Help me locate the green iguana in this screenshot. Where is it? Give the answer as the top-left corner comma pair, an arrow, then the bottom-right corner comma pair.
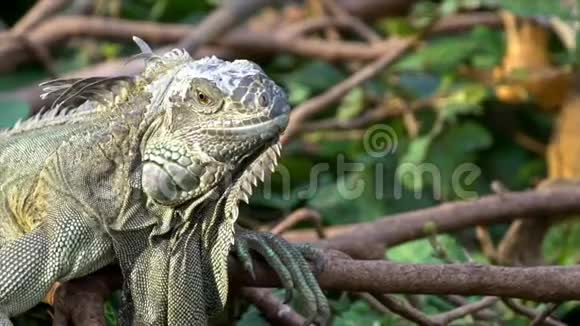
0,37 -> 329,325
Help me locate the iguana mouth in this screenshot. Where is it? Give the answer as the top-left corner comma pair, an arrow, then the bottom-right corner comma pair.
201,114 -> 288,138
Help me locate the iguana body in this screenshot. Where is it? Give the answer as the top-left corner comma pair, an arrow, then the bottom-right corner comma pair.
0,39 -> 328,325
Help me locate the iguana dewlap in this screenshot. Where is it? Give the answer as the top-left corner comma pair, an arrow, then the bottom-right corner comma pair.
0,38 -> 328,325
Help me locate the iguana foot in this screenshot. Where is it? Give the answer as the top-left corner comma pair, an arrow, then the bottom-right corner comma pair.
234,227 -> 330,325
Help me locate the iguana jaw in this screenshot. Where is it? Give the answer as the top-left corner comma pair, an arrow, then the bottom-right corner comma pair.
201,114 -> 288,139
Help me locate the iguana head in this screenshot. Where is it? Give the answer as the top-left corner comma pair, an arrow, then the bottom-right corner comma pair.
140,50 -> 289,206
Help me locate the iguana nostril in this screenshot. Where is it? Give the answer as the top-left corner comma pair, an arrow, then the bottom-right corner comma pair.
258,93 -> 269,107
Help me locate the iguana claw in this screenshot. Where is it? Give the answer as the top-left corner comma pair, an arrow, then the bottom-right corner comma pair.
233,227 -> 330,325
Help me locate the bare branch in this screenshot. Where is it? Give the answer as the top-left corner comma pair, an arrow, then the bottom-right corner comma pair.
279,16 -> 380,40
300,95 -> 435,133
0,0 -> 417,74
281,36 -> 416,143
430,12 -> 501,34
11,0 -> 71,34
531,303 -> 562,326
177,0 -> 273,53
444,295 -> 498,321
231,255 -> 580,302
372,294 -> 437,326
269,208 -> 325,239
322,0 -> 382,42
502,299 -> 565,326
239,288 -> 305,326
312,186 -> 580,258
2,11 -> 503,112
432,297 -> 498,325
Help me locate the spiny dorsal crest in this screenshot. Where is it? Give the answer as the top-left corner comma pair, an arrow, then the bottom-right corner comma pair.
226,142 -> 282,213
40,76 -> 134,114
132,36 -> 192,83
38,37 -> 188,117
201,142 -> 283,306
5,38 -> 180,137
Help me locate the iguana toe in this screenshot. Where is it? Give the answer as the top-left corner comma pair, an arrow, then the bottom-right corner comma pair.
234,229 -> 295,302
233,236 -> 257,280
233,228 -> 330,325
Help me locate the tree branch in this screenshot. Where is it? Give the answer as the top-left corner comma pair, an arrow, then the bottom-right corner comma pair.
0,0 -> 415,74
232,255 -> 580,302
177,0 -> 273,53
281,36 -> 417,143
239,287 -> 306,326
502,299 -> 565,326
11,0 -> 71,34
277,186 -> 580,258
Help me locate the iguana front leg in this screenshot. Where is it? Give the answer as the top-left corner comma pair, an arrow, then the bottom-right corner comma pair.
0,209 -> 113,325
233,227 -> 330,325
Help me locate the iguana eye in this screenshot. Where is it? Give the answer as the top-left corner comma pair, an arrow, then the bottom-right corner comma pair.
186,79 -> 223,114
196,89 -> 211,105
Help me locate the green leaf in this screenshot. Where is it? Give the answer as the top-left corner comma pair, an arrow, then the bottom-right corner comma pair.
122,0 -> 213,22
387,235 -> 467,263
397,136 -> 434,193
334,300 -> 398,326
237,305 -> 270,326
400,135 -> 433,165
100,42 -> 123,60
544,219 -> 580,265
394,27 -> 503,73
499,0 -> 575,21
437,83 -> 489,121
336,87 -> 365,121
376,18 -> 418,36
397,121 -> 491,200
282,61 -> 346,105
105,291 -> 122,326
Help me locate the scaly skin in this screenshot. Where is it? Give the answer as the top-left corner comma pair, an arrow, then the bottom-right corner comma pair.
0,38 -> 328,325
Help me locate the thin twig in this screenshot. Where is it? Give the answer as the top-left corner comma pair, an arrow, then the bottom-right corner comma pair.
427,234 -> 453,263
240,288 -> 305,326
310,0 -> 341,41
430,12 -> 501,34
177,0 -> 273,53
531,303 -> 561,326
282,36 -> 417,143
444,295 -> 497,320
269,208 -> 326,239
372,294 -> 437,326
432,297 -> 499,325
11,0 -> 71,34
0,1 -> 417,73
322,0 -> 382,42
299,94 -> 435,134
4,0 -> 67,76
356,292 -> 391,314
475,226 -> 497,262
367,293 -> 498,325
280,16 -> 380,40
502,299 -> 565,326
